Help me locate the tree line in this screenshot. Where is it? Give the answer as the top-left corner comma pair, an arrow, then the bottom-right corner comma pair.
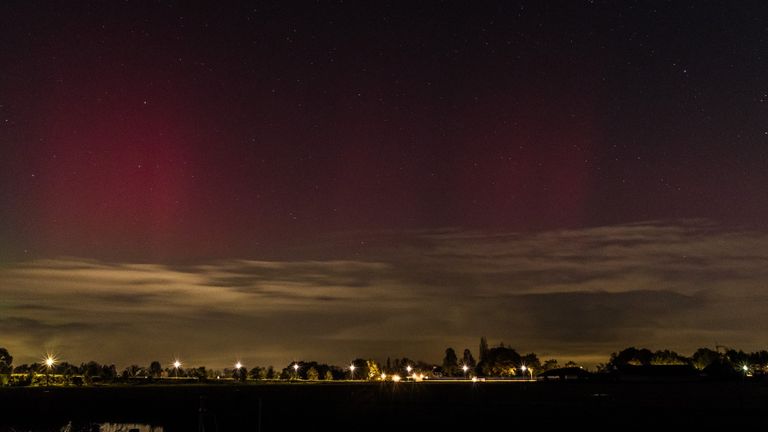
1,339 -> 766,386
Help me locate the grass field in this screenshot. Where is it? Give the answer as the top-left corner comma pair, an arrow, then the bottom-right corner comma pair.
2,380 -> 768,431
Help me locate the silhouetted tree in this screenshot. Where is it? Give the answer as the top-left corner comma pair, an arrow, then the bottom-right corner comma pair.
748,350 -> 768,369
366,360 -> 381,380
692,348 -> 721,370
82,361 -> 102,379
58,362 -> 78,382
462,349 -> 476,368
0,348 -> 13,374
323,370 -> 334,380
122,365 -> 145,378
13,364 -> 32,374
283,362 -> 306,379
307,367 -> 319,380
233,366 -> 246,382
521,353 -> 541,372
651,350 -> 690,365
249,367 -> 267,380
542,359 -> 559,371
148,361 -> 163,378
350,358 -> 368,380
725,349 -> 748,368
609,347 -> 653,368
479,337 -> 489,362
189,366 -> 207,381
166,364 -> 185,378
442,348 -> 459,376
392,358 -> 416,375
478,346 -> 521,376
0,348 -> 11,386
281,361 -> 338,380
101,364 -> 118,381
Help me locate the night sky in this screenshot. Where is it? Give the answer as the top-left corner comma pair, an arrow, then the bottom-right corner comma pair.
2,1 -> 768,368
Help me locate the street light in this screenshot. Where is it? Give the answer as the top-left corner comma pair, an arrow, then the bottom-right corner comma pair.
349,364 -> 356,380
293,363 -> 300,379
462,364 -> 469,378
235,362 -> 243,370
43,355 -> 56,386
406,365 -> 412,374
520,365 -> 533,380
173,360 -> 181,378
392,374 -> 401,383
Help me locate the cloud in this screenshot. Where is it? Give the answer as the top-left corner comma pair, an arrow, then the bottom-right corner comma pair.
1,220 -> 767,369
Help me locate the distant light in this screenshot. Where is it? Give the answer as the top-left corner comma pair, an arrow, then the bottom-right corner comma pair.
520,365 -> 527,372
235,362 -> 243,369
44,356 -> 55,368
381,373 -> 387,380
349,364 -> 356,372
406,365 -> 412,373
471,377 -> 478,383
293,363 -> 299,371
392,374 -> 401,382
462,365 -> 469,373
743,365 -> 749,371
173,360 -> 181,369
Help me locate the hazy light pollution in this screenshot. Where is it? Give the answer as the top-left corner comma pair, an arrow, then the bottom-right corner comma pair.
2,221 -> 768,368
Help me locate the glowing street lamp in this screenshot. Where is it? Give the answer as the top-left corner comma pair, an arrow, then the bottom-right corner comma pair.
349,364 -> 356,380
173,360 -> 182,378
462,364 -> 469,378
235,362 -> 243,370
406,365 -> 412,376
520,365 -> 533,380
43,354 -> 56,386
392,374 -> 401,382
292,363 -> 300,379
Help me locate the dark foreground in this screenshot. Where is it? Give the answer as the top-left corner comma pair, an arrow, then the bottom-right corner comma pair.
2,380 -> 768,431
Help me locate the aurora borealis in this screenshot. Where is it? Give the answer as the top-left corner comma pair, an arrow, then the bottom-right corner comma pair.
1,1 -> 768,367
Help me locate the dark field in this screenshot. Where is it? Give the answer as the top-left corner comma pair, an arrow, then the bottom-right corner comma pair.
2,381 -> 768,431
